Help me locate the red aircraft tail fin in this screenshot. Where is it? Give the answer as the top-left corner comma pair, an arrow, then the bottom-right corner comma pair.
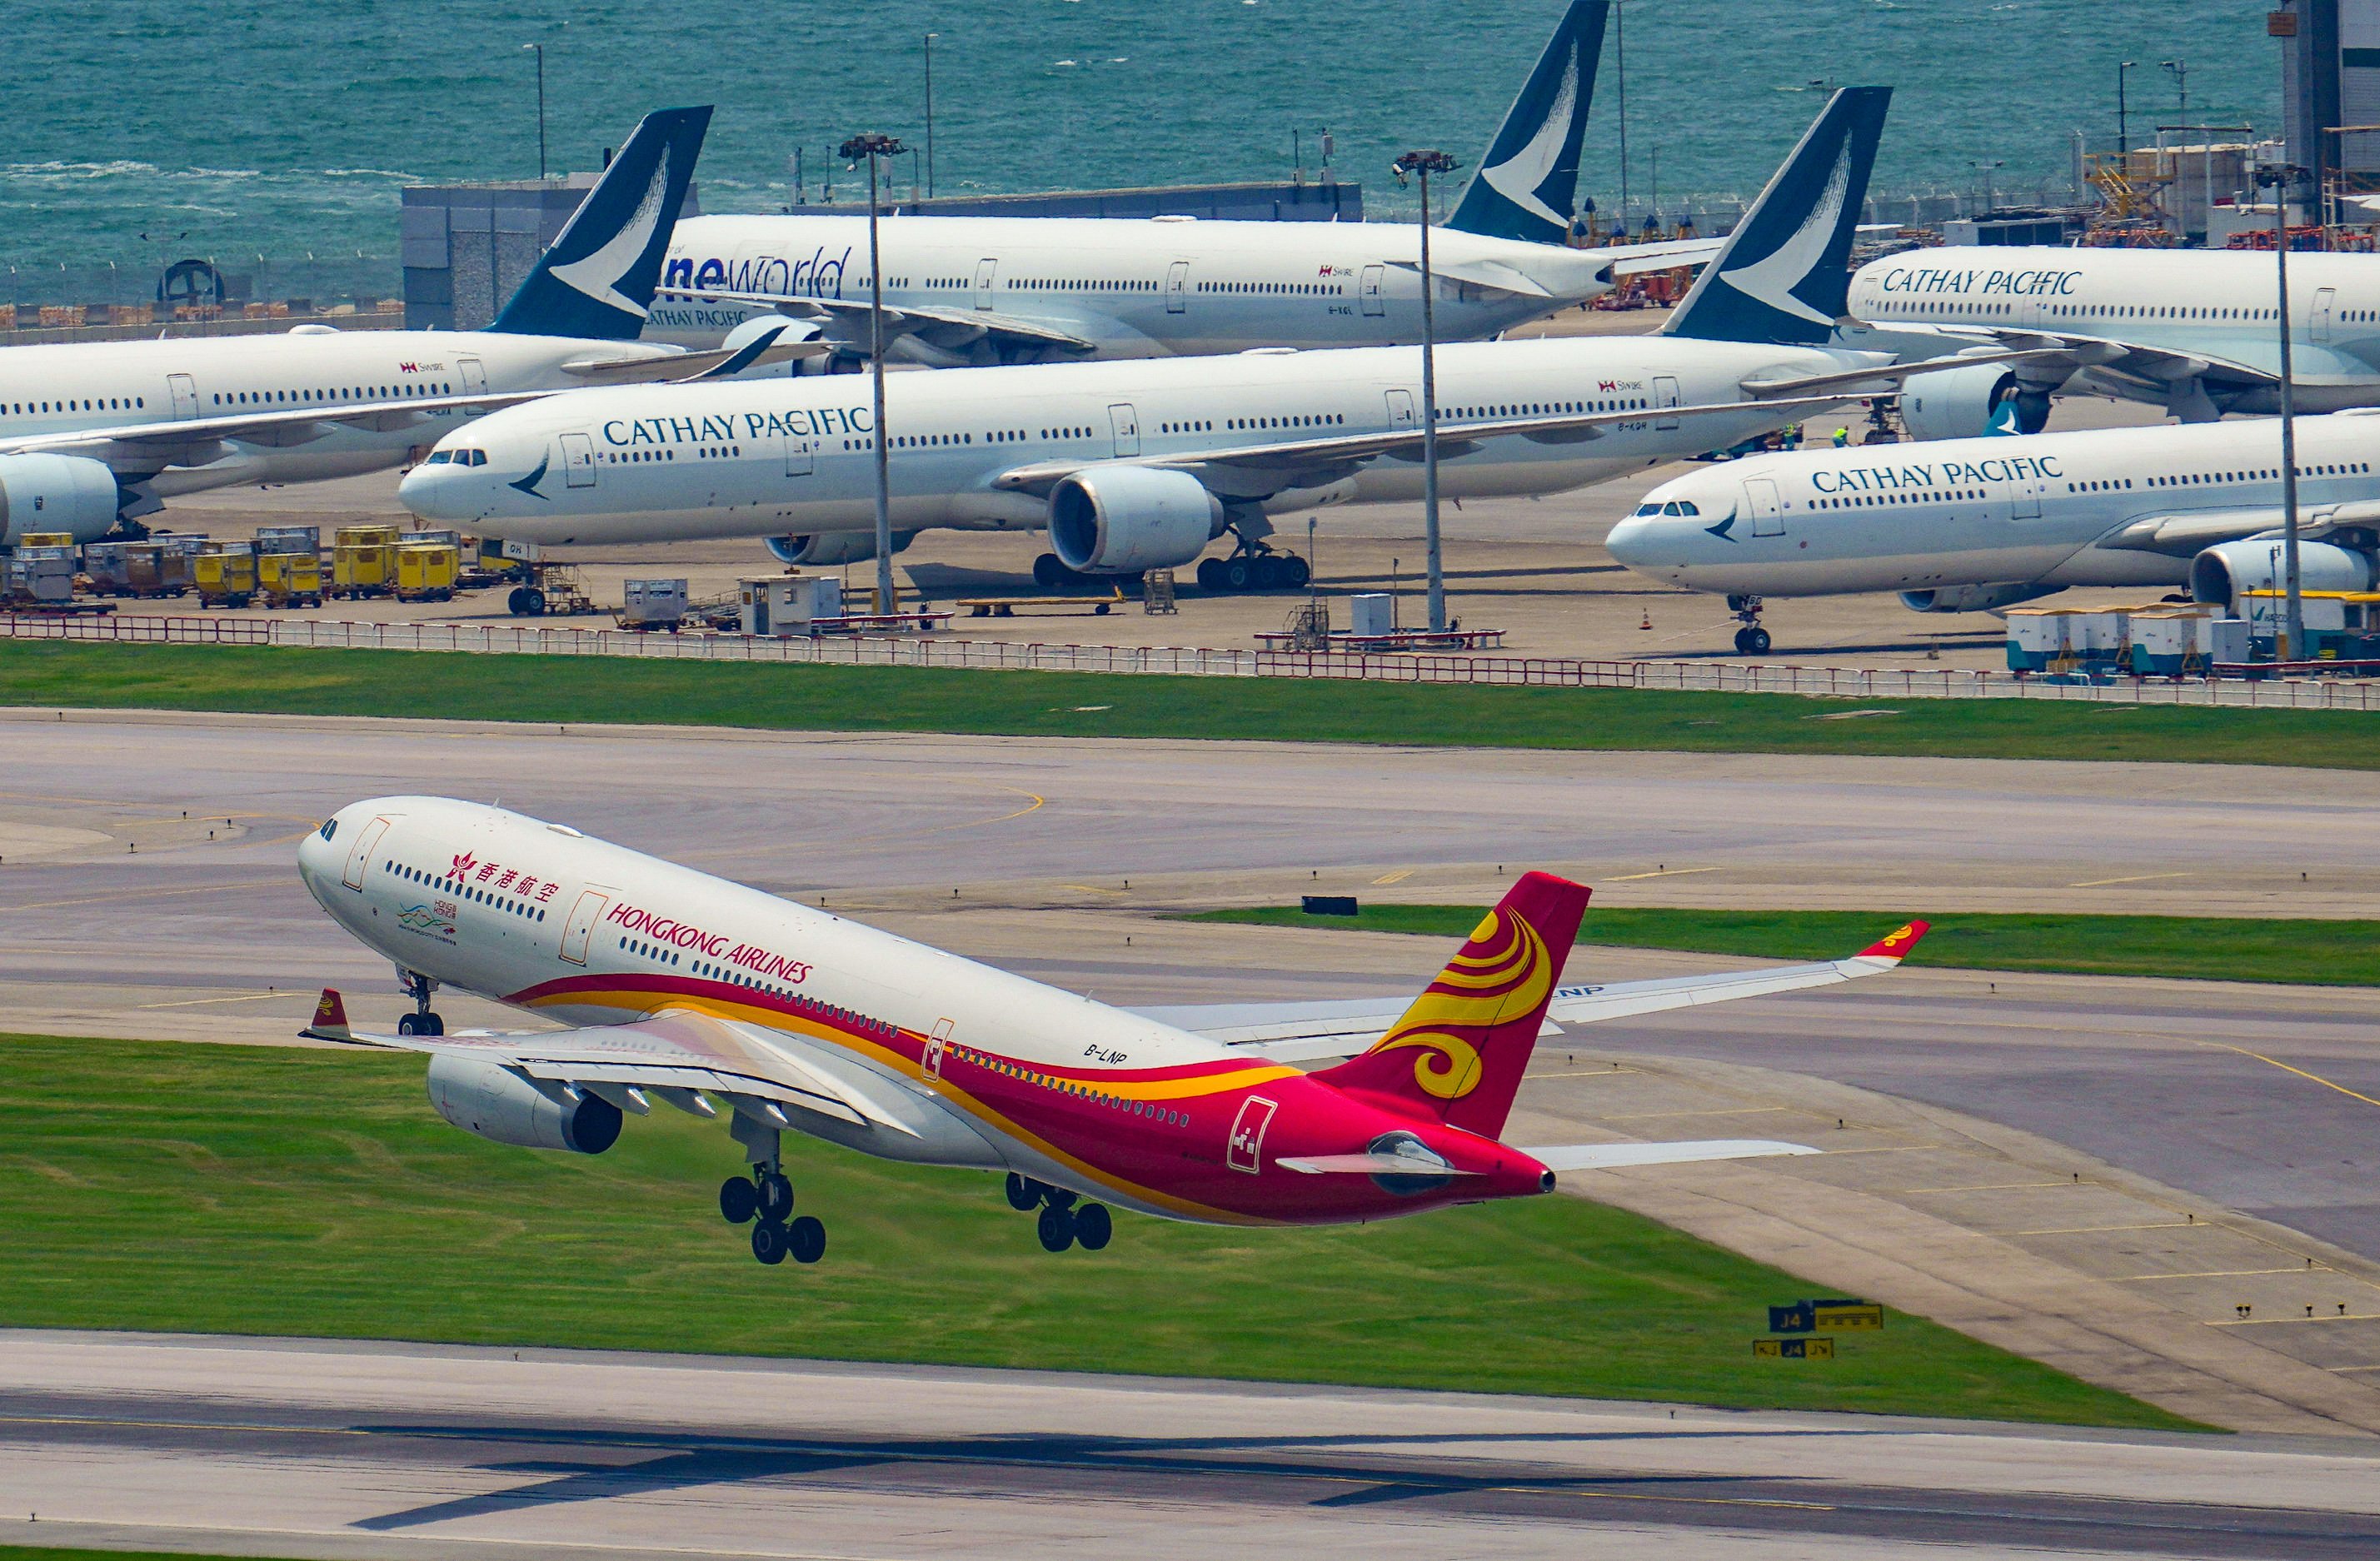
1314,872 -> 1589,1138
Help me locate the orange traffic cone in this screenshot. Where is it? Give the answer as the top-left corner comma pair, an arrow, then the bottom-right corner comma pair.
1639,607 -> 1654,631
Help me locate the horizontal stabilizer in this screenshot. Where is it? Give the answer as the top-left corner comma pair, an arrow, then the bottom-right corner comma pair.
1276,1153 -> 1484,1176
1524,1139 -> 1817,1172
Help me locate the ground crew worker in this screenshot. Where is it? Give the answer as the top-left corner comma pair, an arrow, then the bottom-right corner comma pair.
1832,426 -> 1851,447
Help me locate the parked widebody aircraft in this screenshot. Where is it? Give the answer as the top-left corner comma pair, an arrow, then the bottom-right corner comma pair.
404,89 -> 1992,590
1845,243 -> 2380,437
297,795 -> 1928,1264
0,107 -> 815,546
644,2 -> 1719,368
1603,410 -> 2380,651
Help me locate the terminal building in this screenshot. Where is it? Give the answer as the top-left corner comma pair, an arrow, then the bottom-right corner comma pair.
2279,0 -> 2380,218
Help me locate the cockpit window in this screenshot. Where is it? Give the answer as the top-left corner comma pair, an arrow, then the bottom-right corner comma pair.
1675,501 -> 1700,516
425,451 -> 452,465
426,449 -> 486,466
1634,501 -> 1663,516
318,818 -> 338,841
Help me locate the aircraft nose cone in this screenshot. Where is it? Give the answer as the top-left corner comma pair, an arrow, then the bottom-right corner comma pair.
1603,514 -> 1658,568
397,464 -> 468,521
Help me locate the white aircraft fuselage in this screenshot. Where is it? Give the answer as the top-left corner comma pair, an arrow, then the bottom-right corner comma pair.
1604,411 -> 2380,599
399,335 -> 1864,546
651,213 -> 1638,361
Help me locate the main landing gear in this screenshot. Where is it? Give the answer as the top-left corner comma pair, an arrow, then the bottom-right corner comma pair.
1194,543 -> 1310,595
720,1121 -> 825,1266
1727,595 -> 1773,657
395,970 -> 444,1036
1005,1172 -> 1112,1253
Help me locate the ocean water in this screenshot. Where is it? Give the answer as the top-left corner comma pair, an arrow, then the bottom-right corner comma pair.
5,0 -> 2276,299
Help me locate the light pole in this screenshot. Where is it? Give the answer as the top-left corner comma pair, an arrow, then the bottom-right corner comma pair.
2161,58 -> 2188,117
2259,162 -> 2308,661
841,132 -> 907,615
1973,159 -> 2003,215
2117,59 -> 2137,162
522,44 -> 546,181
923,33 -> 939,199
1395,147 -> 1459,635
1614,2 -> 1629,231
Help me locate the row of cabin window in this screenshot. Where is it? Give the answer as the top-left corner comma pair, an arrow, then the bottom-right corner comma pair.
950,1045 -> 1190,1125
2147,461 -> 2371,486
1448,398 -> 1644,418
211,382 -> 452,406
1876,298 -> 2291,323
387,860 -> 550,918
8,396 -> 144,415
1010,278 -> 1161,292
1808,488 -> 1988,509
1195,281 -> 1344,296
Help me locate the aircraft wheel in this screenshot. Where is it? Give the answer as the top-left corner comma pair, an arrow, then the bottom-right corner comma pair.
1036,1203 -> 1075,1253
1221,556 -> 1255,592
1282,556 -> 1311,590
1005,1171 -> 1040,1212
397,1011 -> 444,1037
719,1176 -> 758,1225
1734,626 -> 1773,656
1195,557 -> 1226,591
751,1219 -> 790,1265
757,1170 -> 795,1223
1073,1203 -> 1112,1252
1033,553 -> 1064,589
789,1214 -> 826,1265
1252,555 -> 1286,591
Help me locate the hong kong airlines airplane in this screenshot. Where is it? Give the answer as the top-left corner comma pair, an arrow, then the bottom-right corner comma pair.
297,797 -> 1927,1265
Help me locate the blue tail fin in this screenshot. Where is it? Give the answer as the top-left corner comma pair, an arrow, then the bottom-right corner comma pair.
1660,87 -> 1891,346
489,105 -> 711,341
1445,1 -> 1608,245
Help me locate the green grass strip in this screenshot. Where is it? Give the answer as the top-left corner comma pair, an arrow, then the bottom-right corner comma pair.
1,640 -> 2373,767
0,1033 -> 2194,1430
1185,906 -> 2376,987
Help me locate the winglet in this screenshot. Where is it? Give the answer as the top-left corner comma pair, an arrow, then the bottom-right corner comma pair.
303,987 -> 354,1043
1854,919 -> 1930,964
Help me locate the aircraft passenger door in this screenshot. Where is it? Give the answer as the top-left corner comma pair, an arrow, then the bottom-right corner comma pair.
167,372 -> 198,420
1360,265 -> 1385,317
1109,402 -> 1140,457
558,889 -> 611,966
1166,260 -> 1190,313
457,356 -> 487,394
973,257 -> 998,310
1744,478 -> 1785,537
2008,471 -> 2045,522
1227,1095 -> 1277,1174
1653,376 -> 1682,431
340,815 -> 392,890
1385,388 -> 1416,430
559,431 -> 597,488
2313,287 -> 2338,342
923,1018 -> 954,1078
785,436 -> 814,477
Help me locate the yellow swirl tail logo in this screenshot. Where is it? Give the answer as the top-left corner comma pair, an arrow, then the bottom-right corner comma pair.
1364,909 -> 1553,1100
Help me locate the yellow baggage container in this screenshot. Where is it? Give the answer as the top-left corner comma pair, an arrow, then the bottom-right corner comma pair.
14,531 -> 74,549
393,541 -> 460,602
257,551 -> 323,607
332,541 -> 394,598
334,523 -> 400,548
195,547 -> 257,608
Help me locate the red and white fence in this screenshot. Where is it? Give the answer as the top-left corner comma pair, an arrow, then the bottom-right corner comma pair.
4,611 -> 2376,712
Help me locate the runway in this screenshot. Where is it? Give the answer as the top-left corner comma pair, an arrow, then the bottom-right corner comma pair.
4,1332 -> 2378,1561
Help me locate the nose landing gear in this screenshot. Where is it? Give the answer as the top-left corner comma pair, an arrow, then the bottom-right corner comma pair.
395,970 -> 444,1036
1006,1172 -> 1113,1252
1727,595 -> 1772,657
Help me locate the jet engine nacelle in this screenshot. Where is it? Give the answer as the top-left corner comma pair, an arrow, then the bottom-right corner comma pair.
1896,363 -> 2043,441
763,530 -> 917,566
2190,539 -> 2379,611
1047,465 -> 1223,575
0,453 -> 122,545
1899,582 -> 2061,614
426,1054 -> 621,1155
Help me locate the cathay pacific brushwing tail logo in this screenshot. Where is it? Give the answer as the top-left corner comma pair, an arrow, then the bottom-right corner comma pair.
1704,511 -> 1738,541
1479,41 -> 1580,228
1717,140 -> 1854,327
548,157 -> 670,319
509,454 -> 550,499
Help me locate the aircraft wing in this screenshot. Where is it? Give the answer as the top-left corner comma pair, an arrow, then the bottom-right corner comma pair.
559,328 -> 829,382
1737,347 -> 2077,401
656,286 -> 1096,354
1135,920 -> 1930,1063
989,391 -> 1862,501
1586,237 -> 1729,276
0,391 -> 560,464
302,992 -> 916,1135
1868,322 -> 2294,393
2093,498 -> 2380,556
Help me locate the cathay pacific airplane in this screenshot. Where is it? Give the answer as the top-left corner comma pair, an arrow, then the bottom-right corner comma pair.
405,90 -> 1997,590
297,795 -> 1928,1264
1603,410 -> 2380,652
1846,244 -> 2380,436
0,107 -> 815,546
645,2 -> 1720,368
